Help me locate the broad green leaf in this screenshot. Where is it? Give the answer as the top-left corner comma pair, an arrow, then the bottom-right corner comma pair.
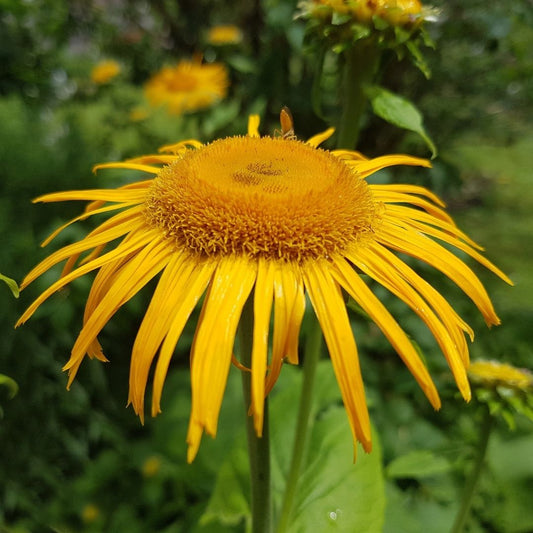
385,450 -> 451,479
366,86 -> 437,158
200,362 -> 385,532
0,272 -> 19,298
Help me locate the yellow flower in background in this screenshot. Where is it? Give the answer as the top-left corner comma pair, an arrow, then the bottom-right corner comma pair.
144,60 -> 229,115
469,360 -> 533,392
91,60 -> 121,85
17,114 -> 511,462
306,0 -> 424,26
207,24 -> 243,46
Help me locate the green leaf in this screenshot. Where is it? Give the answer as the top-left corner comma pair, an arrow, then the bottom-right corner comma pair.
200,362 -> 385,532
0,373 -> 19,399
366,86 -> 437,158
0,272 -> 19,298
385,450 -> 451,479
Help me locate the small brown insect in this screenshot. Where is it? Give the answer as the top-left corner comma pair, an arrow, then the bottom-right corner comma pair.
279,106 -> 296,140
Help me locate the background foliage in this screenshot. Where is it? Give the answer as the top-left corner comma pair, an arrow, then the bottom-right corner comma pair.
1,0 -> 532,531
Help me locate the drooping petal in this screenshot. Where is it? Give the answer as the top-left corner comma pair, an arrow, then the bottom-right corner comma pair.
385,207 -> 512,284
351,246 -> 471,401
151,256 -> 216,417
128,250 -> 197,420
360,242 -> 474,364
266,263 -> 306,395
379,221 -> 502,326
331,255 -> 441,410
186,256 -> 256,462
16,225 -> 156,326
64,237 -> 174,387
250,257 -> 275,435
303,259 -> 372,455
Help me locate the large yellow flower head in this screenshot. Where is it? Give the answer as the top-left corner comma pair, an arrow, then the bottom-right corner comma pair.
144,59 -> 229,115
18,114 -> 511,462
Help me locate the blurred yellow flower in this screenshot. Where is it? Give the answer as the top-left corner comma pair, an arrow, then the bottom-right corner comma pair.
81,503 -> 100,523
144,60 -> 229,115
18,114 -> 510,462
469,360 -> 533,391
91,60 -> 121,85
207,24 -> 243,46
142,455 -> 162,477
306,0 -> 424,26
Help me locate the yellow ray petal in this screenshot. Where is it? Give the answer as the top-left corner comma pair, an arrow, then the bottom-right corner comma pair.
128,251 -> 195,419
41,203 -> 144,247
306,127 -> 335,147
33,189 -> 147,204
331,256 -> 441,410
371,184 -> 445,207
93,162 -> 160,174
16,227 -> 156,326
266,263 -> 305,396
247,115 -> 261,137
379,222 -> 501,326
64,238 -> 173,386
186,256 -> 256,461
151,257 -> 217,417
250,258 -> 275,436
374,191 -> 454,224
302,259 -> 372,453
331,149 -> 368,161
386,211 -> 513,285
123,155 -> 179,165
359,242 -> 474,364
352,247 -> 471,401
21,215 -> 146,289
385,204 -> 481,249
158,139 -> 203,153
348,154 -> 431,179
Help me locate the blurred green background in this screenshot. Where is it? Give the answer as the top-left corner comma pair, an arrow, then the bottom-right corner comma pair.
1,1 -> 532,531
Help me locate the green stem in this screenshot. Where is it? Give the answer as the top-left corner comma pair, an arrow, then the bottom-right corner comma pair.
450,406 -> 494,533
336,37 -> 381,150
276,315 -> 323,533
239,297 -> 272,533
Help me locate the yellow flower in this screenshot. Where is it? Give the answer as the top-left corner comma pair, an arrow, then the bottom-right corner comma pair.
142,455 -> 162,477
17,115 -> 511,462
469,360 -> 533,392
81,503 -> 100,523
91,60 -> 121,85
307,0 -> 424,26
144,60 -> 229,115
207,24 -> 243,46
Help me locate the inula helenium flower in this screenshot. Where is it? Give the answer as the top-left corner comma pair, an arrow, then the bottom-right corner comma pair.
18,114 -> 510,461
144,59 -> 229,115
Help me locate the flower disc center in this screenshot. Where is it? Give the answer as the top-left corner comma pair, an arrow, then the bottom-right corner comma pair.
146,136 -> 380,261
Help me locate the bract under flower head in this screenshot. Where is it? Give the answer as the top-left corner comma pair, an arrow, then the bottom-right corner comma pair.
18,114 -> 511,462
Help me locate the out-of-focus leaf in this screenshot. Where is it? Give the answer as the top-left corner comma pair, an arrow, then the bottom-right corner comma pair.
0,272 -> 19,298
385,450 -> 451,479
0,373 -> 19,399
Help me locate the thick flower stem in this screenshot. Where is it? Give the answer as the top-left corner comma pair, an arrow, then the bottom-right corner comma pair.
336,37 -> 380,150
450,406 -> 494,533
239,297 -> 272,533
276,315 -> 323,533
